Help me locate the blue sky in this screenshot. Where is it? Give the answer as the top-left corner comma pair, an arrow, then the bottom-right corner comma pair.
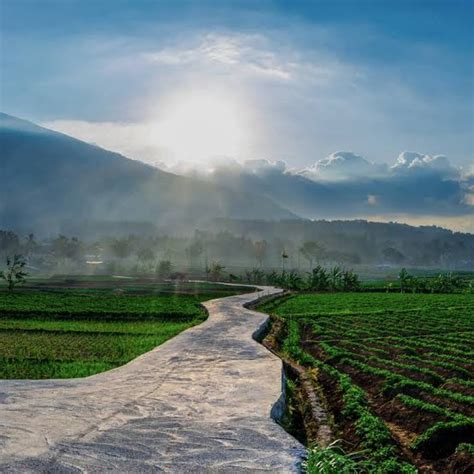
1,0 -> 473,170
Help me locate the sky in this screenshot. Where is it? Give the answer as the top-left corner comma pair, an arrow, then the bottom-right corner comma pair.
1,0 -> 473,171
1,0 -> 474,231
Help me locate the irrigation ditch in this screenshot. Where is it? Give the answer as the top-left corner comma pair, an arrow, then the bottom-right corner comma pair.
247,291 -> 334,453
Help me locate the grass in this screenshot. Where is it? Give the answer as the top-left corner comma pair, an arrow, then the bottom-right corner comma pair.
0,279 -> 251,379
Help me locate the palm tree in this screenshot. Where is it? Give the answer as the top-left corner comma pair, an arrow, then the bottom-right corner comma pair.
281,250 -> 289,271
299,241 -> 326,270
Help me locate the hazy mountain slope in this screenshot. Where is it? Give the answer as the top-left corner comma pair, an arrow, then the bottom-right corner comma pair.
0,113 -> 296,233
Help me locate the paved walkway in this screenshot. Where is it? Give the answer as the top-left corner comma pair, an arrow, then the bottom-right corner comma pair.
0,286 -> 304,473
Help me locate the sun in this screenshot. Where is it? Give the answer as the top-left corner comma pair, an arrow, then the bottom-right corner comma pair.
155,91 -> 248,162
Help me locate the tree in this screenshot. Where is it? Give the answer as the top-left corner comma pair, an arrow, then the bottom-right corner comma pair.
328,266 -> 343,291
0,230 -> 20,256
281,250 -> 289,271
109,237 -> 133,259
307,265 -> 329,291
137,247 -> 155,263
254,240 -> 268,267
156,260 -> 172,280
24,233 -> 38,256
341,269 -> 360,291
300,241 -> 326,269
1,254 -> 28,290
382,247 -> 405,265
186,240 -> 204,268
209,261 -> 225,281
399,268 -> 410,293
51,235 -> 83,262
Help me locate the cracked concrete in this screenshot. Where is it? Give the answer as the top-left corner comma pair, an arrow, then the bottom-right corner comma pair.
0,286 -> 304,472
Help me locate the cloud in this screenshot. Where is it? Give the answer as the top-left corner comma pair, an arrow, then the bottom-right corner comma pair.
391,151 -> 460,178
140,32 -> 349,84
174,151 -> 473,229
142,33 -> 293,80
242,159 -> 287,175
300,151 -> 388,181
299,150 -> 465,183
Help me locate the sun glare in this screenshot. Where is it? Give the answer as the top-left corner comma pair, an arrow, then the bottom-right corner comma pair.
155,92 -> 248,162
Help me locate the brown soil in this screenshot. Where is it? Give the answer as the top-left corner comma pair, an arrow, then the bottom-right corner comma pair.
381,398 -> 449,434
442,382 -> 474,397
441,450 -> 474,474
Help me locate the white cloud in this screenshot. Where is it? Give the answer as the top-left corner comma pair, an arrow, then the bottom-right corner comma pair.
297,151 -> 463,183
300,151 -> 388,181
367,194 -> 378,205
391,151 -> 459,178
141,33 -> 343,82
242,159 -> 287,175
142,33 -> 292,79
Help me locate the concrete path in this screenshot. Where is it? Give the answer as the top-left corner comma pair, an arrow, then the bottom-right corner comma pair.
0,286 -> 304,473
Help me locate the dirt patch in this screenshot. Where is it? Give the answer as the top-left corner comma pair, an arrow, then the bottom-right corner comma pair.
381,398 -> 447,435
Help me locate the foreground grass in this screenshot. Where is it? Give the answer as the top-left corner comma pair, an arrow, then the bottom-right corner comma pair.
0,281 -> 249,379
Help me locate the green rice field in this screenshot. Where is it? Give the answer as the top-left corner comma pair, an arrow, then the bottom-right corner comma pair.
0,280 -> 250,379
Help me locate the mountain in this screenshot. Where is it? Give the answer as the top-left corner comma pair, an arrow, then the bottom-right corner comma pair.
0,113 -> 296,234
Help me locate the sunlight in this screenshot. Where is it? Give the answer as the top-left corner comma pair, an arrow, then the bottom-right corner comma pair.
155,91 -> 248,162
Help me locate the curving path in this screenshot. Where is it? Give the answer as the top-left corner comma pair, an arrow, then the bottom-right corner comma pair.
0,286 -> 304,473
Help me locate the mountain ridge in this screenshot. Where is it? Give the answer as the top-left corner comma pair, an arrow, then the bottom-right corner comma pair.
0,113 -> 297,234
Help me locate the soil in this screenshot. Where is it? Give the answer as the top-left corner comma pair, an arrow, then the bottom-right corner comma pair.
442,382 -> 474,397
441,449 -> 474,474
301,323 -> 474,472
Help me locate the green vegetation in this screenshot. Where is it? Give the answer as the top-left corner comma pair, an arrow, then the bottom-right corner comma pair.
239,266 -> 361,291
0,280 -> 248,379
1,254 -> 28,290
397,268 -> 469,293
305,441 -> 376,474
260,291 -> 474,472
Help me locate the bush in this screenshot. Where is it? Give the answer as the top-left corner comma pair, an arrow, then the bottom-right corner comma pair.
246,266 -> 361,292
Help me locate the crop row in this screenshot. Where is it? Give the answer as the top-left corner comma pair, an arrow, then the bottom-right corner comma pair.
296,329 -> 474,462
263,292 -> 474,317
0,329 -> 191,362
282,320 -> 416,473
319,336 -> 473,382
396,394 -> 471,423
302,313 -> 474,339
338,357 -> 474,407
0,291 -> 215,317
0,317 -> 200,335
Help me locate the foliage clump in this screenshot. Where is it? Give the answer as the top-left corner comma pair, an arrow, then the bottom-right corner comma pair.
398,268 -> 468,293
1,254 -> 28,290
